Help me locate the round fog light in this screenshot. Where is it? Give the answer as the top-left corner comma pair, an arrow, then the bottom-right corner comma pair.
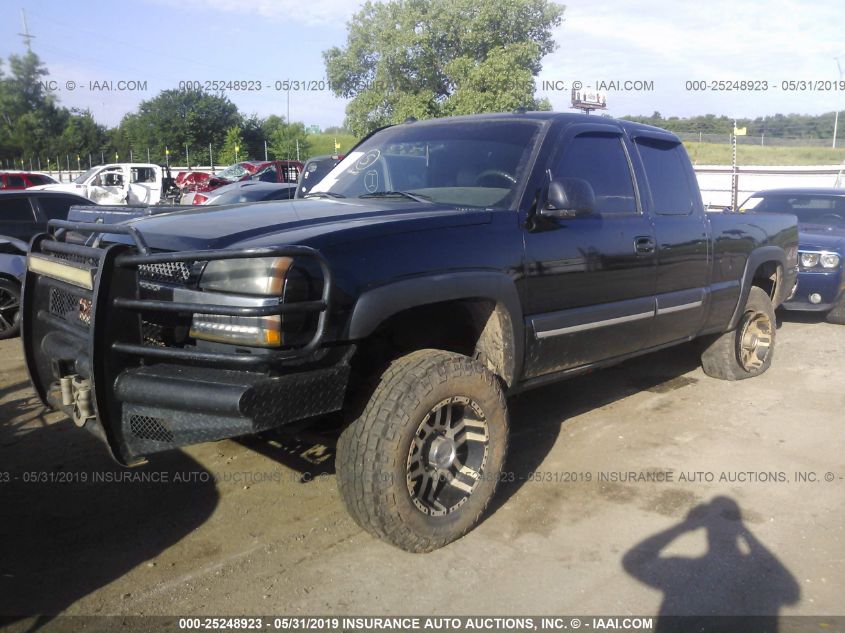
809,293 -> 822,304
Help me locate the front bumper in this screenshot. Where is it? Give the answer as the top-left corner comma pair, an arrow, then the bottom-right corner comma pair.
781,269 -> 844,312
22,220 -> 344,465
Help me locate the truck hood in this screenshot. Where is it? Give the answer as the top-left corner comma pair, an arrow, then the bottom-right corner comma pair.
120,198 -> 492,251
799,223 -> 845,253
30,183 -> 88,194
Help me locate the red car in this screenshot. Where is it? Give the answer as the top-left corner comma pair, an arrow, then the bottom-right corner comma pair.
176,160 -> 303,196
0,172 -> 58,190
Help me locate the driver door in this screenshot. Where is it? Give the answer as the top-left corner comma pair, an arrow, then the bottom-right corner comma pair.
87,167 -> 127,204
522,124 -> 658,379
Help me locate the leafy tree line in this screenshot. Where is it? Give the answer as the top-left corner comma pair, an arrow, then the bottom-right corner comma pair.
622,111 -> 843,140
0,52 -> 325,168
0,52 -> 110,168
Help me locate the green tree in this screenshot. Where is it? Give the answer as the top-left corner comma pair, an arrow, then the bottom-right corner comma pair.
57,110 -> 109,162
324,0 -> 564,134
218,125 -> 245,164
118,89 -> 240,163
238,114 -> 269,160
0,51 -> 68,163
269,121 -> 310,161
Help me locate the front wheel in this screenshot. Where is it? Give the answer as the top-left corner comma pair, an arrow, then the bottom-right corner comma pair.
336,349 -> 508,552
0,279 -> 21,340
826,301 -> 845,325
700,286 -> 776,381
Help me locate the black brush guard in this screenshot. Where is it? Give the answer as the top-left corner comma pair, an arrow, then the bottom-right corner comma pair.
22,220 -> 349,465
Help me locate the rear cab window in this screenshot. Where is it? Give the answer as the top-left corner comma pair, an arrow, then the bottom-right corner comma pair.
131,167 -> 157,184
634,137 -> 696,216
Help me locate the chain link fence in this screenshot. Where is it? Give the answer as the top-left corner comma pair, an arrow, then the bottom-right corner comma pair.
1,136 -> 343,182
676,132 -> 837,147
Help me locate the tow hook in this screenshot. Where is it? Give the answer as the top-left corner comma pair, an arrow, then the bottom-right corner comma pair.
59,375 -> 95,427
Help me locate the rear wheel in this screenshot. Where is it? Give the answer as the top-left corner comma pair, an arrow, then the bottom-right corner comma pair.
0,279 -> 21,340
700,286 -> 776,381
336,349 -> 508,552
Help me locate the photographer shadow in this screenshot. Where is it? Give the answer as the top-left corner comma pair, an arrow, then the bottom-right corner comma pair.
622,496 -> 800,633
0,405 -> 219,626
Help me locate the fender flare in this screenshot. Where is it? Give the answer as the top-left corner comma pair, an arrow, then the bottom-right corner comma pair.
0,253 -> 27,283
346,271 -> 524,384
728,245 -> 788,329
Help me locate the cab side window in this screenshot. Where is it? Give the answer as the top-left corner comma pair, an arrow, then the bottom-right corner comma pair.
552,134 -> 637,214
131,167 -> 156,183
635,138 -> 695,215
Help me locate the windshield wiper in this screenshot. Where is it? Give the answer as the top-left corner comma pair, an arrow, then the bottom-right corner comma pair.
303,191 -> 346,199
358,191 -> 433,203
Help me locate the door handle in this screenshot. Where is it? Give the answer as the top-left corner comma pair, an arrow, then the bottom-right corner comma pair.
634,236 -> 655,254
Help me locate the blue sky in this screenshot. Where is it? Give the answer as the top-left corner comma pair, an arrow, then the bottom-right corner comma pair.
1,0 -> 843,130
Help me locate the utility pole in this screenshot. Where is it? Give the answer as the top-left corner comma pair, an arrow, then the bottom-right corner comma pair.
731,120 -> 739,211
834,56 -> 844,149
18,9 -> 35,52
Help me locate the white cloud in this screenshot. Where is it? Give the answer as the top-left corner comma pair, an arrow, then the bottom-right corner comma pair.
148,0 -> 363,27
538,0 -> 845,117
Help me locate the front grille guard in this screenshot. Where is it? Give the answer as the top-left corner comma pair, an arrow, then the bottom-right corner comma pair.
45,219 -> 333,365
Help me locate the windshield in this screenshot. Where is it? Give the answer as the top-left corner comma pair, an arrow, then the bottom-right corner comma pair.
216,163 -> 252,181
297,157 -> 342,197
74,167 -> 99,184
742,194 -> 845,225
311,119 -> 543,209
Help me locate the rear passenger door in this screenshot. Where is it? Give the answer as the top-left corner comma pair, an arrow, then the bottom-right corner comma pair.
522,124 -> 658,378
0,195 -> 40,241
632,133 -> 710,344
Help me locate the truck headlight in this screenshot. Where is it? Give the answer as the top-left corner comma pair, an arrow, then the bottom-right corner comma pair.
189,314 -> 282,347
200,257 -> 292,295
191,256 -> 292,346
820,253 -> 840,269
801,253 -> 820,268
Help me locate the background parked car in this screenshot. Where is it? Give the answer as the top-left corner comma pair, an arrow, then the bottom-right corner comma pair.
741,187 -> 845,323
0,172 -> 58,190
0,190 -> 93,242
30,163 -> 176,205
194,181 -> 297,205
0,235 -> 28,339
177,160 -> 303,204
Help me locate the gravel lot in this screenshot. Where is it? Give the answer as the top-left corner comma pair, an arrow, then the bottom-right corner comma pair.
1,313 -> 843,626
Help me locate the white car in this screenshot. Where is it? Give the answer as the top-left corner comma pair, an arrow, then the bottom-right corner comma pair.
31,163 -> 173,205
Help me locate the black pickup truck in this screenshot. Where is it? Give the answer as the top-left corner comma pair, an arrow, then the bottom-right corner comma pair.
22,112 -> 798,552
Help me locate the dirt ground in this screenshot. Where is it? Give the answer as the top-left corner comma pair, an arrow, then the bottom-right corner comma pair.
1,312 -> 843,625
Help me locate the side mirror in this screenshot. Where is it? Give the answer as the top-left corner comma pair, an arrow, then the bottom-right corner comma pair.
540,177 -> 596,219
